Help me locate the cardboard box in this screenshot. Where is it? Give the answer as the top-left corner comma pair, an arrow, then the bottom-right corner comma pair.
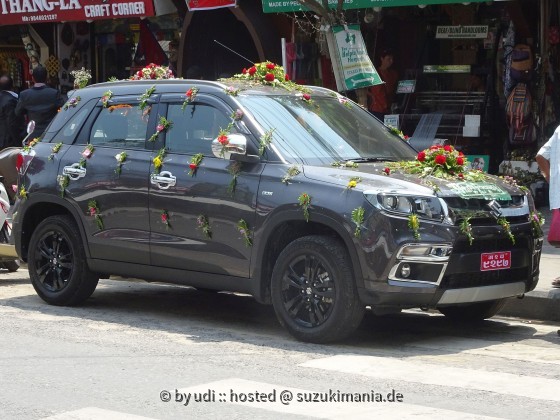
464,115 -> 480,126
463,126 -> 480,137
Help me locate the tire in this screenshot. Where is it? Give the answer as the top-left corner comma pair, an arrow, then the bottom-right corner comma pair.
0,224 -> 19,272
28,215 -> 99,306
271,235 -> 365,343
438,298 -> 507,322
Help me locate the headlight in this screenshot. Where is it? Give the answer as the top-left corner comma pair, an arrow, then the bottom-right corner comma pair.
366,192 -> 447,222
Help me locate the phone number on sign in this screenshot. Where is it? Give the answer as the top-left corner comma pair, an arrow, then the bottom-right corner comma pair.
21,14 -> 57,22
160,388 -> 404,406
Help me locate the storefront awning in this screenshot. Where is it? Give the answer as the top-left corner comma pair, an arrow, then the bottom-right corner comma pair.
263,0 -> 489,14
0,0 -> 155,26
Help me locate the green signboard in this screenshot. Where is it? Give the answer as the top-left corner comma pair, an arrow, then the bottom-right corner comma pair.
262,0 -> 488,14
448,182 -> 511,201
423,65 -> 471,73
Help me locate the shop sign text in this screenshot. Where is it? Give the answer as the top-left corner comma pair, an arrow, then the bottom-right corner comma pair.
435,25 -> 489,39
0,0 -> 154,24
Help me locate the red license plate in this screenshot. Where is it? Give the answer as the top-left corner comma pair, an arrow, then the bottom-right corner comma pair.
480,251 -> 511,271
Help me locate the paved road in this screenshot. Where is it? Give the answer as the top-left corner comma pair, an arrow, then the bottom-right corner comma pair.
1,268 -> 559,419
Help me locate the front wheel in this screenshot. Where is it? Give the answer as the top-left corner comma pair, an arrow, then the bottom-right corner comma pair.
271,235 -> 365,343
438,299 -> 507,322
28,215 -> 98,306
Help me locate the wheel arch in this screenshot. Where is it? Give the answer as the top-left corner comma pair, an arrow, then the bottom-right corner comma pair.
252,209 -> 362,304
17,194 -> 91,262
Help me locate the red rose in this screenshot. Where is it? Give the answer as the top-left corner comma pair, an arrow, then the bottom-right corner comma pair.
242,68 -> 247,74
443,145 -> 452,152
435,154 -> 447,165
150,72 -> 156,79
248,66 -> 257,75
189,163 -> 197,170
266,63 -> 275,70
265,73 -> 275,82
285,74 -> 290,81
417,151 -> 426,162
218,134 -> 229,145
458,151 -> 464,157
458,173 -> 464,179
161,214 -> 168,222
302,93 -> 311,101
137,70 -> 142,77
383,167 -> 391,175
456,157 -> 464,165
186,88 -> 193,97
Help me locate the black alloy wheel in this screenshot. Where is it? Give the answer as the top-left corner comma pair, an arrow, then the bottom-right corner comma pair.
28,215 -> 98,306
271,235 -> 365,343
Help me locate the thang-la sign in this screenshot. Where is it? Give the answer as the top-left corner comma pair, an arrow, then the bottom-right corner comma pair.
0,0 -> 154,24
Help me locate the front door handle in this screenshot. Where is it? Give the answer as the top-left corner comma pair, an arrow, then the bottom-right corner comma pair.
150,171 -> 176,190
62,163 -> 86,180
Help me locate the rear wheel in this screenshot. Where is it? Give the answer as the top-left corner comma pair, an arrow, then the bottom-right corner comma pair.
271,235 -> 365,343
438,299 -> 507,321
28,215 -> 98,306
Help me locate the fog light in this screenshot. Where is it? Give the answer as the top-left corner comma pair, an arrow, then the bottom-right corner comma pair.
401,263 -> 411,278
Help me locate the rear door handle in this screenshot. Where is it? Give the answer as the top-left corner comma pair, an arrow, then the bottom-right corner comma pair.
150,171 -> 176,189
62,164 -> 86,180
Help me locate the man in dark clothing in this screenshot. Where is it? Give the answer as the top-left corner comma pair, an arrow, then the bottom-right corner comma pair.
15,65 -> 65,139
0,75 -> 25,149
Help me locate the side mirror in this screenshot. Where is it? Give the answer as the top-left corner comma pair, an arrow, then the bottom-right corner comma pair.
211,133 -> 249,159
26,120 -> 35,134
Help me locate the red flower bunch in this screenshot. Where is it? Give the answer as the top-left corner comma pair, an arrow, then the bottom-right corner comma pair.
130,63 -> 174,80
412,145 -> 466,178
236,61 -> 289,86
218,134 -> 229,146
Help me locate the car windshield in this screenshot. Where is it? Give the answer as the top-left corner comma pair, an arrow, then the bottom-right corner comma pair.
237,94 -> 417,165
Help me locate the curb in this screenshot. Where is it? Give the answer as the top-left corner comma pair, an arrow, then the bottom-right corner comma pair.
499,289 -> 560,322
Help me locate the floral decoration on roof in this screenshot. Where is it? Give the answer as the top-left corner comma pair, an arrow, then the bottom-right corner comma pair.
130,63 -> 174,80
229,61 -> 310,94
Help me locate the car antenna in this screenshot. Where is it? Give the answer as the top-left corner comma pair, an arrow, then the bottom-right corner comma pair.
213,40 -> 254,65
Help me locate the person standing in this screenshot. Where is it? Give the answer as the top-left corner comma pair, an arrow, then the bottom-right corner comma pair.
368,49 -> 399,121
0,75 -> 25,149
536,127 -> 560,288
15,65 -> 65,139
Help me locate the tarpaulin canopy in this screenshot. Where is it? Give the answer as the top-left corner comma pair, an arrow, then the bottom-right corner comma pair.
262,0 -> 489,14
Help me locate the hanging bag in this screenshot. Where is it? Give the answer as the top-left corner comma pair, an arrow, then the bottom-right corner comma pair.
548,209 -> 560,247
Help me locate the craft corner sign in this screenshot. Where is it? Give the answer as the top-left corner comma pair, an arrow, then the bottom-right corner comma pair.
0,0 -> 155,25
262,0 -> 489,13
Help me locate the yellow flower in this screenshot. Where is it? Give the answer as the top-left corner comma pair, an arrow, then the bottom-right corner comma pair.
347,180 -> 358,188
153,156 -> 162,168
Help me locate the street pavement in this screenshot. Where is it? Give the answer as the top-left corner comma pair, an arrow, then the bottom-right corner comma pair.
500,207 -> 560,322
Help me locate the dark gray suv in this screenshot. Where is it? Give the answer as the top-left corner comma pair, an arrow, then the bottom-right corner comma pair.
9,70 -> 543,342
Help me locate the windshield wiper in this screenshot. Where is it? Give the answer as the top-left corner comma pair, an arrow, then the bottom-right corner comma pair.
343,157 -> 397,163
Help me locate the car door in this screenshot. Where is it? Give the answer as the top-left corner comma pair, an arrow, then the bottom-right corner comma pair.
148,93 -> 264,277
59,95 -> 156,264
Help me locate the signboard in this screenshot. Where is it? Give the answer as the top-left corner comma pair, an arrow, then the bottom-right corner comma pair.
384,114 -> 399,128
262,0 -> 488,14
396,79 -> 416,93
327,25 -> 382,91
423,65 -> 471,74
436,25 -> 489,39
187,0 -> 237,11
448,182 -> 511,201
0,0 -> 154,25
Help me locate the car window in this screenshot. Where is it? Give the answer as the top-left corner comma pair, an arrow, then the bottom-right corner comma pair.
42,99 -> 96,144
89,104 -> 148,149
165,103 -> 234,155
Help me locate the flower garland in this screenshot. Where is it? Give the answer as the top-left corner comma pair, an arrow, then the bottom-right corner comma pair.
189,153 -> 204,176
22,137 -> 40,153
217,128 -> 230,157
197,215 -> 212,239
282,165 -> 301,185
351,207 -> 365,238
497,217 -> 515,244
57,175 -> 69,198
530,211 -> 544,237
227,161 -> 242,196
78,144 -> 94,168
18,185 -> 27,200
231,109 -> 244,121
347,176 -> 362,189
332,161 -> 359,169
387,125 -> 409,141
298,193 -> 311,222
87,200 -> 103,230
108,104 -> 132,113
153,148 -> 166,174
139,86 -> 156,111
258,128 -> 275,156
48,142 -> 63,161
232,61 -> 309,94
224,86 -> 240,96
408,214 -> 420,240
63,96 -> 80,110
130,63 -> 174,80
101,90 -> 113,108
161,210 -> 171,230
459,217 -> 474,245
237,219 -> 252,247
115,151 -> 127,175
182,87 -> 199,110
149,116 -> 172,142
